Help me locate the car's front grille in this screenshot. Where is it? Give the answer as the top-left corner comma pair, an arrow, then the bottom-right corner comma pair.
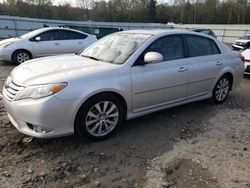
3,79 -> 25,101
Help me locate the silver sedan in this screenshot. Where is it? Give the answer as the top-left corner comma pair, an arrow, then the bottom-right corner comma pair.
2,29 -> 245,140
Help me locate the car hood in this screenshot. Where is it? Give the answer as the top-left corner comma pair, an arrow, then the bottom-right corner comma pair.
235,39 -> 250,44
241,49 -> 250,61
0,37 -> 20,46
11,54 -> 118,85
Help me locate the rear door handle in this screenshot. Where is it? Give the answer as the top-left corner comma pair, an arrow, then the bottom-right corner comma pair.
178,66 -> 188,72
216,61 -> 223,65
55,42 -> 60,46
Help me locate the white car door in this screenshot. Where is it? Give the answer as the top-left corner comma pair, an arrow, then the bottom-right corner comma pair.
132,35 -> 189,113
33,30 -> 63,57
185,35 -> 224,97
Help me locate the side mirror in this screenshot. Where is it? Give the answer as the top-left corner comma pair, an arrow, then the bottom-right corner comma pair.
144,52 -> 163,64
35,36 -> 41,42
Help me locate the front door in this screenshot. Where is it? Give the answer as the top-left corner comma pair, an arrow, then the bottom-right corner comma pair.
132,35 -> 189,112
33,30 -> 63,57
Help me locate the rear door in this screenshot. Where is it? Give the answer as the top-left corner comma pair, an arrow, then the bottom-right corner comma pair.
59,30 -> 88,54
185,35 -> 224,97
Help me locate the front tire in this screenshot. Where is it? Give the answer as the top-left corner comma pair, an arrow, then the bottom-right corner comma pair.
75,94 -> 124,140
212,75 -> 231,104
12,50 -> 32,64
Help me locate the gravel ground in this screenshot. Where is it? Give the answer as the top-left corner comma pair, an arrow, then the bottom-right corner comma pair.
0,60 -> 250,188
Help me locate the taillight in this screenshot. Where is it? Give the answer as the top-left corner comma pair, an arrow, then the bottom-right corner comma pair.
240,54 -> 245,63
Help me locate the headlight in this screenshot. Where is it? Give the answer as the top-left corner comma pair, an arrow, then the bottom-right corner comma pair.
15,83 -> 67,100
0,41 -> 14,48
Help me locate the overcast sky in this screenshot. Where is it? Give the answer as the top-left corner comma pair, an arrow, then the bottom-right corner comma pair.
0,0 -> 168,6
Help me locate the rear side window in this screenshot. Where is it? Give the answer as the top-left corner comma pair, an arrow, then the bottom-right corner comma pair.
186,35 -> 221,57
60,30 -> 87,40
146,35 -> 184,61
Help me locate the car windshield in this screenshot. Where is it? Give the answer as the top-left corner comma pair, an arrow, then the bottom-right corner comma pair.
81,33 -> 152,64
19,29 -> 46,39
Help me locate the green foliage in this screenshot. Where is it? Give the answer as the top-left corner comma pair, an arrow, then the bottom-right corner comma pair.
0,0 -> 249,24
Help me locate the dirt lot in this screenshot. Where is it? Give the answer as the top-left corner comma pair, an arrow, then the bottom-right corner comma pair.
0,61 -> 250,188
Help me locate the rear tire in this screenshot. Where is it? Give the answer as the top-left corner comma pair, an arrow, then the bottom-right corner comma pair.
211,75 -> 231,104
12,50 -> 32,64
75,93 -> 124,141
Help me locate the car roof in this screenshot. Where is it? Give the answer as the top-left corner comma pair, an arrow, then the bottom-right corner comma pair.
31,27 -> 88,35
119,29 -> 213,38
190,28 -> 210,31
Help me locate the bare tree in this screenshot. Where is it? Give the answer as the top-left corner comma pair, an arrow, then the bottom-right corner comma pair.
78,0 -> 92,9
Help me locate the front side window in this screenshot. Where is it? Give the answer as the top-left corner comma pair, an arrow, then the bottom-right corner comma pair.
186,35 -> 220,57
81,33 -> 151,64
146,35 -> 184,61
37,30 -> 61,41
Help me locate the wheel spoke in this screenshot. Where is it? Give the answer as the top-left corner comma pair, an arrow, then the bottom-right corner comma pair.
220,94 -> 222,100
107,112 -> 119,118
95,103 -> 102,114
104,121 -> 110,133
103,101 -> 109,113
98,123 -> 103,135
87,111 -> 98,118
89,123 -> 100,134
86,119 -> 98,127
106,104 -> 116,115
106,119 -> 115,125
217,85 -> 222,90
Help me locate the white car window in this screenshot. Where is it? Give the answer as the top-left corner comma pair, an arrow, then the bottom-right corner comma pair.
60,30 -> 87,40
146,35 -> 184,61
37,30 -> 61,41
187,35 -> 220,57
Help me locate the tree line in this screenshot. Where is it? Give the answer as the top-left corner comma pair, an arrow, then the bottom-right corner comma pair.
0,0 -> 250,24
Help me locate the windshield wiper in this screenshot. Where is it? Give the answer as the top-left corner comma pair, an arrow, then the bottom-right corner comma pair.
81,55 -> 101,61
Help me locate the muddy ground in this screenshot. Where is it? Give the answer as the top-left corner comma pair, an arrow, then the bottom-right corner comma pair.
0,61 -> 250,188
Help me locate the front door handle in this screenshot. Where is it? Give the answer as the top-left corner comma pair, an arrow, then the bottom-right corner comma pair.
216,61 -> 223,65
55,42 -> 60,46
178,66 -> 188,72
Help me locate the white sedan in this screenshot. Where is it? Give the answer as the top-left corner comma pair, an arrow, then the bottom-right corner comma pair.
0,27 -> 97,64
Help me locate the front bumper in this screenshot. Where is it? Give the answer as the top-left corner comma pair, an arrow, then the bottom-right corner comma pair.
0,47 -> 12,62
2,94 -> 80,138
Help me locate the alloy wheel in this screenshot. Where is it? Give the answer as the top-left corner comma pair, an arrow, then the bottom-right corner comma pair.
215,78 -> 229,102
85,101 -> 119,137
17,52 -> 30,63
